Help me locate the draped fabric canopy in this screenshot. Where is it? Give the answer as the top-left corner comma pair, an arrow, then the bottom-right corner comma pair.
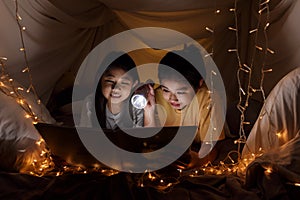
1,1 -> 300,198
0,0 -> 299,106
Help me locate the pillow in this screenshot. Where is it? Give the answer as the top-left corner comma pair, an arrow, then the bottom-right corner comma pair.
0,81 -> 56,172
242,67 -> 300,156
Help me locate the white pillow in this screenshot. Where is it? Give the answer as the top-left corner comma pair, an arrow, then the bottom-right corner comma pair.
242,67 -> 300,156
0,82 -> 55,172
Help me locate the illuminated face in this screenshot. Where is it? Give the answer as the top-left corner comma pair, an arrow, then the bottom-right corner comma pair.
101,68 -> 136,105
160,78 -> 196,110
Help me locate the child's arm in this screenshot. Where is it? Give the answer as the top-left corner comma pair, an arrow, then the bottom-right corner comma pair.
143,84 -> 156,127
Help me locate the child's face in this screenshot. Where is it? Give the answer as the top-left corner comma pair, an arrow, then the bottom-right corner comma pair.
101,68 -> 136,105
160,78 -> 196,110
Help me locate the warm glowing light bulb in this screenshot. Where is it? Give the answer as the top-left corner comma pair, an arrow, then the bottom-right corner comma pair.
22,67 -> 29,72
167,183 -> 172,187
204,52 -> 213,57
267,48 -> 275,54
240,88 -> 246,95
276,132 -> 282,138
264,167 -> 272,175
17,14 -> 22,20
255,46 -> 263,51
228,27 -> 237,31
205,27 -> 214,33
249,29 -> 258,33
228,49 -> 237,52
263,68 -> 273,72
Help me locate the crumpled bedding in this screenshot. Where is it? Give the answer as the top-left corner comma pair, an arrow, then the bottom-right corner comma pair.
2,163 -> 300,200
0,136 -> 299,199
0,171 -> 261,200
241,67 -> 300,199
245,131 -> 300,200
1,135 -> 299,200
2,145 -> 300,200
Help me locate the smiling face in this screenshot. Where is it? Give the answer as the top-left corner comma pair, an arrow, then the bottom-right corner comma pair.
101,67 -> 137,106
160,78 -> 196,110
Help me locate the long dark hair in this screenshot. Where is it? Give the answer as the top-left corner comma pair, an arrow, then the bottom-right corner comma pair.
93,52 -> 138,128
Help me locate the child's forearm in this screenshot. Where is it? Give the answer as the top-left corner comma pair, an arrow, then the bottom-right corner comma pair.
143,108 -> 156,127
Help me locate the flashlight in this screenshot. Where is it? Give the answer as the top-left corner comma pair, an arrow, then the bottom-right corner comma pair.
131,94 -> 148,109
131,81 -> 154,109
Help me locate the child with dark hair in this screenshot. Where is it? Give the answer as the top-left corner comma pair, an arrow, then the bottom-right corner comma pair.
80,52 -> 149,129
150,46 -> 226,167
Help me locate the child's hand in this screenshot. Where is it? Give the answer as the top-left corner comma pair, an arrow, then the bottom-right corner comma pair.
145,83 -> 155,111
143,80 -> 156,127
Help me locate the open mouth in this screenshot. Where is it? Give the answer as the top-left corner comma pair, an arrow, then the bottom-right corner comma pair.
110,93 -> 121,98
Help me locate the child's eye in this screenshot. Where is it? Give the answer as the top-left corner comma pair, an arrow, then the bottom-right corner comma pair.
176,91 -> 187,95
120,81 -> 130,85
162,88 -> 170,93
105,80 -> 115,84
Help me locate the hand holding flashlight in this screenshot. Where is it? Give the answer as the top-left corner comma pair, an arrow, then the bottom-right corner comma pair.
131,80 -> 156,127
131,80 -> 155,109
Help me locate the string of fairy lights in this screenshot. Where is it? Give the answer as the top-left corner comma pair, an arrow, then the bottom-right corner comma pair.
15,0 -> 41,105
204,0 -> 219,150
234,0 -> 273,154
1,0 -> 54,176
228,0 -> 277,178
154,0 -> 275,181
4,0 -> 299,191
0,0 -> 41,125
0,58 -> 39,123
